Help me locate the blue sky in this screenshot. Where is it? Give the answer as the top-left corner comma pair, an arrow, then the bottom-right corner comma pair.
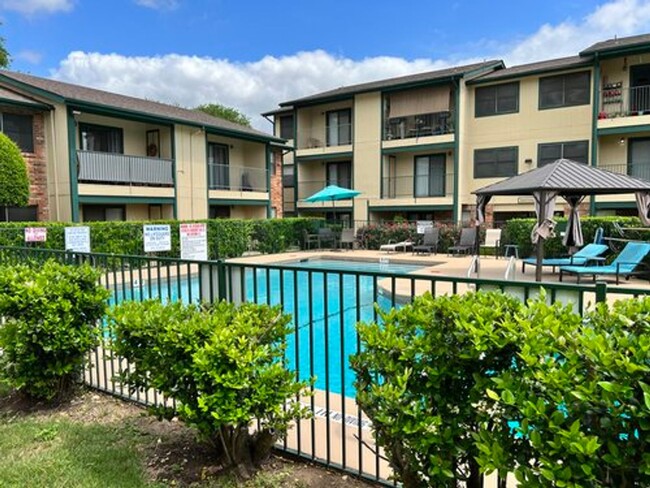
1,0 -> 650,129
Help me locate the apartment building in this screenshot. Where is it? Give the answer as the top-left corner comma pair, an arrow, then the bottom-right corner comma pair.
266,33 -> 650,225
0,70 -> 283,223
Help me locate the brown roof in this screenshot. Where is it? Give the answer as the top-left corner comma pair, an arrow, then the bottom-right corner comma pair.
581,33 -> 650,55
279,60 -> 504,106
0,85 -> 49,108
0,70 -> 280,141
261,106 -> 294,117
471,56 -> 591,83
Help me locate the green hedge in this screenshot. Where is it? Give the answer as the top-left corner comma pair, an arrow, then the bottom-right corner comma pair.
0,218 -> 321,259
503,216 -> 646,258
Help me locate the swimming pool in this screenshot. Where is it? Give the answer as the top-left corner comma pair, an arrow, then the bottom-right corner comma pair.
112,260 -> 421,398
278,258 -> 426,274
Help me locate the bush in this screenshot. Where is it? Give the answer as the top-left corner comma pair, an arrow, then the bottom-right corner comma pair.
351,291 -> 524,487
357,221 -> 463,253
0,133 -> 29,208
503,216 -> 645,258
0,261 -> 109,400
108,300 -> 310,477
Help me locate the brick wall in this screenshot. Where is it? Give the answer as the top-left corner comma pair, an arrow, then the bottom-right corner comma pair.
23,112 -> 49,221
269,149 -> 283,218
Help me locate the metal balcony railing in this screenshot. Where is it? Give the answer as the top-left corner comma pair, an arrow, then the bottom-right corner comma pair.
599,84 -> 650,118
296,124 -> 353,150
381,173 -> 454,198
207,163 -> 268,193
384,111 -> 454,140
77,150 -> 174,186
599,162 -> 650,180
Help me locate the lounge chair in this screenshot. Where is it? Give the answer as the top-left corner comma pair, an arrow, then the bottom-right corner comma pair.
380,240 -> 413,253
303,229 -> 319,250
413,228 -> 439,255
480,229 -> 502,258
559,241 -> 650,284
522,243 -> 609,273
339,228 -> 355,250
448,228 -> 477,256
317,228 -> 337,249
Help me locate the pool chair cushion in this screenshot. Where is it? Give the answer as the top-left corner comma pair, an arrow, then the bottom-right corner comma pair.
380,240 -> 413,253
522,243 -> 609,273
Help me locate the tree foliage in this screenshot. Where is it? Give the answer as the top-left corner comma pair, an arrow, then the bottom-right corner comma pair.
195,103 -> 252,127
0,133 -> 29,208
108,300 -> 310,477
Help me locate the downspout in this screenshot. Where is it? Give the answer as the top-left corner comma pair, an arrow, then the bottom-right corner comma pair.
590,54 -> 600,216
453,78 -> 461,224
48,110 -> 61,220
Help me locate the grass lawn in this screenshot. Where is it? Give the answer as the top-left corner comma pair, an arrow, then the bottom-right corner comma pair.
0,389 -> 371,488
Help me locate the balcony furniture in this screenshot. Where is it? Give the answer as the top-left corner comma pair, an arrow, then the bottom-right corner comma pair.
480,229 -> 502,258
448,228 -> 477,256
241,172 -> 253,192
380,240 -> 414,254
303,230 -> 320,250
413,228 -> 440,255
521,243 -> 609,274
559,242 -> 650,284
317,228 -> 337,249
339,228 -> 356,250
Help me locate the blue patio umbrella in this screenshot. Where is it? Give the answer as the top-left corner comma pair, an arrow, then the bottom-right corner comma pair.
303,185 -> 361,203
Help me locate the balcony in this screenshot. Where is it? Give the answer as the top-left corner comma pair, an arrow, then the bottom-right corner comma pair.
77,150 -> 174,186
295,124 -> 353,157
599,162 -> 650,180
384,112 -> 454,141
208,164 -> 268,193
381,173 -> 454,199
599,84 -> 650,120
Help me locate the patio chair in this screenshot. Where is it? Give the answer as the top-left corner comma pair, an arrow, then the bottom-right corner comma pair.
559,241 -> 650,284
380,239 -> 414,253
413,228 -> 439,255
480,229 -> 502,258
522,243 -> 609,274
339,228 -> 355,250
317,228 -> 337,249
303,229 -> 319,250
448,228 -> 477,256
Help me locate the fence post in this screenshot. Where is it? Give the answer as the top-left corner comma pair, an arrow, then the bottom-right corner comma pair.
217,260 -> 227,301
595,281 -> 607,304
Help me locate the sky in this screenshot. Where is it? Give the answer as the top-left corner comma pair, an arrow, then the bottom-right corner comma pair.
2,0 -> 650,130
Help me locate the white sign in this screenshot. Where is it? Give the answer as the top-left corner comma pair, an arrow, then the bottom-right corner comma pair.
180,223 -> 208,261
65,226 -> 91,253
416,220 -> 434,234
143,224 -> 172,253
25,227 -> 47,243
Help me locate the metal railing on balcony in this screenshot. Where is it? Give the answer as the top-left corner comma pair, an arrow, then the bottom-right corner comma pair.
599,162 -> 650,180
207,163 -> 268,193
297,124 -> 353,150
381,173 -> 454,198
297,179 -> 353,201
384,111 -> 454,140
77,150 -> 174,186
599,84 -> 650,118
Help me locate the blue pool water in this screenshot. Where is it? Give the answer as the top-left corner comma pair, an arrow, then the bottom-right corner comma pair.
112,260 -> 424,398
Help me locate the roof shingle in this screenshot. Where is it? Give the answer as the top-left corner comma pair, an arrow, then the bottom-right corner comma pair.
471,56 -> 591,83
581,33 -> 650,56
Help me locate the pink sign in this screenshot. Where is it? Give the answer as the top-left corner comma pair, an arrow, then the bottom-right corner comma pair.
25,227 -> 47,243
179,223 -> 208,261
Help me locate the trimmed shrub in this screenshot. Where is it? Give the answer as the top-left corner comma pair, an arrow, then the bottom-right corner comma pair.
0,261 -> 109,400
108,300 -> 310,477
351,291 -> 524,487
357,221 -> 464,253
0,133 -> 29,209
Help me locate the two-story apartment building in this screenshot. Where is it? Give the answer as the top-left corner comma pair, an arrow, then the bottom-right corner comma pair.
0,70 -> 283,223
267,33 -> 650,226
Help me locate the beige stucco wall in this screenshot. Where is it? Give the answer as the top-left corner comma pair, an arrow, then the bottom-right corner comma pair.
230,205 -> 266,219
600,54 -> 650,94
45,104 -> 72,221
296,100 -> 353,150
175,126 -> 208,220
352,92 -> 381,221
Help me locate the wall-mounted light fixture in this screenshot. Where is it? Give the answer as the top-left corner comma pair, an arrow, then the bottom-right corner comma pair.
619,137 -> 626,146
524,158 -> 533,164
623,57 -> 628,71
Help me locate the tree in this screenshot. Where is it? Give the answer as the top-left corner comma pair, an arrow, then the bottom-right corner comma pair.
0,26 -> 10,68
0,133 -> 29,221
195,103 -> 252,127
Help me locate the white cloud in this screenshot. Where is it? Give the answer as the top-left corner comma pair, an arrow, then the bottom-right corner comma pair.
15,49 -> 43,64
134,0 -> 178,10
0,0 -> 72,15
49,0 -> 650,130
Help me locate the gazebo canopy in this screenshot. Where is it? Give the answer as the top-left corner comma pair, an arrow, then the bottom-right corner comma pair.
474,159 -> 650,196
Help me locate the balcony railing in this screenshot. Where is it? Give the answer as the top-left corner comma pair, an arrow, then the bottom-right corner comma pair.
297,179 -> 353,201
381,173 -> 454,199
384,111 -> 454,141
599,162 -> 650,180
599,84 -> 650,118
77,150 -> 174,186
297,124 -> 353,150
208,163 -> 268,193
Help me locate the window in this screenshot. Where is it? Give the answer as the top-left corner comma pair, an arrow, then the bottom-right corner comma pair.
414,154 -> 446,197
1,205 -> 37,222
326,109 -> 352,146
207,143 -> 229,190
326,161 -> 352,188
2,113 -> 34,152
82,205 -> 125,222
80,123 -> 123,153
279,114 -> 294,140
474,147 -> 518,178
475,82 -> 519,117
539,71 -> 590,109
538,140 -> 589,167
282,165 -> 294,187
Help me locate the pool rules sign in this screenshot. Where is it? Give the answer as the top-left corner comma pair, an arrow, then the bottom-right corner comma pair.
179,223 -> 208,261
143,224 -> 172,253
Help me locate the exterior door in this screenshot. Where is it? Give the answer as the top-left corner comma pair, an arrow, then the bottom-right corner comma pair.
208,143 -> 229,190
628,138 -> 650,180
414,154 -> 446,197
630,64 -> 650,113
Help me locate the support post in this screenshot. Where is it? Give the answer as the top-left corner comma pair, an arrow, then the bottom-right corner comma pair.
535,192 -> 546,283
595,281 -> 607,304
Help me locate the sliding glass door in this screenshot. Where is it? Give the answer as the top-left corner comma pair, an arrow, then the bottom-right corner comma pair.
414,154 -> 446,197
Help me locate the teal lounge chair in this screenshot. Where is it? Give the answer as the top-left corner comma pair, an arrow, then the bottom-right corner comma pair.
559,242 -> 650,284
522,243 -> 609,273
